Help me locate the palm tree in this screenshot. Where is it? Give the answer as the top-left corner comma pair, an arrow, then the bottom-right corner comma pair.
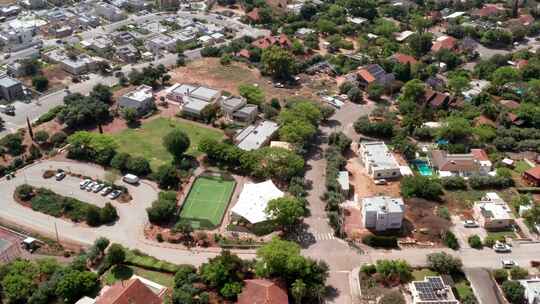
291,279 -> 307,304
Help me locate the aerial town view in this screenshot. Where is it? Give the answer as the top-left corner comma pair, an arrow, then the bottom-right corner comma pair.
0,0 -> 539,303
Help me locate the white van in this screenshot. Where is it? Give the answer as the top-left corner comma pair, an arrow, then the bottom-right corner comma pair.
122,174 -> 139,184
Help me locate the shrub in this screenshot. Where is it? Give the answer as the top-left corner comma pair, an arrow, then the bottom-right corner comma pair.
362,235 -> 398,248
379,291 -> 405,304
484,235 -> 505,248
401,176 -> 443,200
146,191 -> 177,224
468,235 -> 482,249
437,206 -> 451,220
35,105 -> 64,125
50,131 -> 68,147
427,252 -> 462,274
442,231 -> 459,250
493,269 -> 508,283
502,280 -> 525,304
15,184 -> 34,201
34,131 -> 49,144
469,176 -> 514,190
441,176 -> 467,190
360,264 -> 376,276
510,266 -> 528,280
125,156 -> 151,176
100,203 -> 118,224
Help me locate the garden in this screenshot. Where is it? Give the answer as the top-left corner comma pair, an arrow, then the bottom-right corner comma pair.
112,117 -> 224,170
15,184 -> 118,227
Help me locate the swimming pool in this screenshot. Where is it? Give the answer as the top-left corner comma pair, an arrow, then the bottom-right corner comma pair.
413,160 -> 433,176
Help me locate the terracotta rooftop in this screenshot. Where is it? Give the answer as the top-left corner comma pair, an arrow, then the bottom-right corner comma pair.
474,4 -> 504,17
246,8 -> 260,21
392,53 -> 418,65
431,150 -> 480,172
431,36 -> 457,53
525,166 -> 540,179
237,279 -> 289,304
96,278 -> 163,304
471,148 -> 489,161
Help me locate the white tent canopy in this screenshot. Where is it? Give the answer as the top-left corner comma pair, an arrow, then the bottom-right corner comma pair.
231,180 -> 284,224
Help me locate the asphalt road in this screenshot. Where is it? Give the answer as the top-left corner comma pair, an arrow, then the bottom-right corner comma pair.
465,268 -> 506,304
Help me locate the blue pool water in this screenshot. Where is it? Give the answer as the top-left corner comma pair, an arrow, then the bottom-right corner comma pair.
412,160 -> 433,176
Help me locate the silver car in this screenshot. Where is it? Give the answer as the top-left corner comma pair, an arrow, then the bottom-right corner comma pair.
100,187 -> 112,196
108,190 -> 122,199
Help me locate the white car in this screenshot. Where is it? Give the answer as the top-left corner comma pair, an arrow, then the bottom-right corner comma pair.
92,183 -> 105,193
493,242 -> 512,253
100,187 -> 112,196
86,182 -> 97,191
374,179 -> 387,185
502,259 -> 517,268
80,179 -> 91,189
464,220 -> 479,228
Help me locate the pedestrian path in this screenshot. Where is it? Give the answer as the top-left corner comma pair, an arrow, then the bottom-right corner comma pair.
312,232 -> 336,241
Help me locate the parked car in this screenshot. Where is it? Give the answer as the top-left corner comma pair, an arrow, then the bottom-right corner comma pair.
374,179 -> 387,185
122,174 -> 139,185
86,182 -> 97,191
463,220 -> 479,228
55,172 -> 66,181
0,104 -> 15,115
493,242 -> 512,253
502,259 -> 517,268
100,187 -> 112,196
80,179 -> 91,189
92,183 -> 105,193
108,190 -> 122,199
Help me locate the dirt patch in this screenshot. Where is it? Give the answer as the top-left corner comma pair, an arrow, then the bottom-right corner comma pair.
168,58 -> 323,101
403,198 -> 451,244
346,157 -> 401,199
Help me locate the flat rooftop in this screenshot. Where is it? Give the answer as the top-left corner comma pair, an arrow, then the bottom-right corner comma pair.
236,120 -> 279,151
360,141 -> 400,170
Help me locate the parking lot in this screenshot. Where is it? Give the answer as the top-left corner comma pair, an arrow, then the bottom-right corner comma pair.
451,216 -> 488,249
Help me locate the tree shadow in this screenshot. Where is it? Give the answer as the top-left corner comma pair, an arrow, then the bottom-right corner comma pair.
284,222 -> 316,249
111,264 -> 134,281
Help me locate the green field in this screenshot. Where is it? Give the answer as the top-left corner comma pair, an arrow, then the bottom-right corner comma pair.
113,118 -> 223,170
178,175 -> 236,229
103,265 -> 174,288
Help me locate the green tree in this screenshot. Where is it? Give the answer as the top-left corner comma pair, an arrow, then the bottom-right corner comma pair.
121,107 -> 139,125
110,152 -> 131,171
400,176 -> 443,200
427,252 -> 462,274
492,66 -> 520,88
125,156 -> 151,176
502,280 -> 525,304
291,279 -> 307,304
408,33 -> 433,57
90,84 -> 113,104
146,191 -> 177,224
510,266 -> 529,280
265,196 -> 305,230
100,203 -> 118,224
492,269 -> 509,283
380,290 -> 406,304
448,75 -> 470,94
55,270 -> 99,303
1,133 -> 24,155
438,116 -> 472,143
106,243 -> 126,266
200,251 -> 245,298
238,84 -> 265,105
261,46 -> 296,79
468,235 -> 483,249
34,130 -> 49,144
163,128 -> 191,163
153,164 -> 180,190
32,75 -> 49,92
375,259 -> 413,284
443,231 -> 459,250
400,79 -> 426,103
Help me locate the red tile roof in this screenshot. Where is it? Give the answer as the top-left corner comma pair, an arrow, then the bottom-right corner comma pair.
237,279 -> 289,304
358,68 -> 375,83
96,278 -> 163,304
251,34 -> 291,49
500,99 -> 520,110
431,36 -> 457,53
474,4 -> 504,17
525,166 -> 540,180
246,8 -> 260,21
474,115 -> 496,127
392,53 -> 418,65
471,148 -> 489,161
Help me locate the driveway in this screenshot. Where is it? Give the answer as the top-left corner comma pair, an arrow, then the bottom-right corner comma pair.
0,160 -> 255,265
464,268 -> 506,304
451,216 -> 487,249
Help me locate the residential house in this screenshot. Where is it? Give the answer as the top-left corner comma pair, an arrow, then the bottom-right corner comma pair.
395,30 -> 415,42
75,276 -> 168,304
523,166 -> 540,187
519,278 -> 540,304
246,8 -> 260,23
361,196 -> 405,231
500,99 -> 521,110
348,64 -> 394,89
410,276 -> 459,304
48,24 -> 73,38
473,192 -> 515,230
94,2 -> 126,22
111,31 -> 135,45
145,34 -> 177,53
508,14 -> 535,27
20,0 -> 47,9
463,80 -> 490,101
251,34 -> 291,49
0,5 -> 20,18
390,53 -> 418,65
295,27 -> 315,39
83,36 -> 113,54
116,44 -> 139,63
220,96 -> 258,124
431,35 -> 457,53
165,83 -> 220,118
473,4 -> 505,18
156,0 -> 180,10
423,89 -> 454,109
43,50 -> 102,75
0,75 -> 24,101
118,85 -> 155,116
358,141 -> 401,179
235,120 -> 279,151
430,149 -> 492,177
0,26 -> 41,52
237,279 -> 289,304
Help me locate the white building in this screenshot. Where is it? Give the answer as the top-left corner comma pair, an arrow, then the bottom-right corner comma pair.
0,27 -> 41,51
94,2 -> 126,22
235,121 -> 280,151
361,196 -> 405,231
519,278 -> 540,304
118,85 -> 154,115
165,83 -> 221,118
359,141 -> 401,179
473,192 -> 515,230
230,180 -> 284,224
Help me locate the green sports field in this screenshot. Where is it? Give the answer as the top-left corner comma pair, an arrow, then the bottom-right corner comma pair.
178,175 -> 236,229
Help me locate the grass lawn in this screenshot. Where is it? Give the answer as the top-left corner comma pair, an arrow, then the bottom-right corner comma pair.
113,117 -> 223,170
124,249 -> 179,273
454,281 -> 474,300
487,230 -> 516,239
103,265 -> 174,288
412,269 -> 438,281
178,175 -> 235,229
514,161 -> 533,174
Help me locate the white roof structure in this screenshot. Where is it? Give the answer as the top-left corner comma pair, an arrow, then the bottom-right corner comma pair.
519,278 -> 540,304
75,297 -> 96,304
231,180 -> 284,224
444,11 -> 466,19
396,30 -> 414,42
